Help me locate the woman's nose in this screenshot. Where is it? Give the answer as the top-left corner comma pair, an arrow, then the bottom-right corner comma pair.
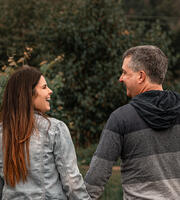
49,88 -> 53,94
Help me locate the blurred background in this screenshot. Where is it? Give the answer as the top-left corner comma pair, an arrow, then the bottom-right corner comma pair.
0,0 -> 180,199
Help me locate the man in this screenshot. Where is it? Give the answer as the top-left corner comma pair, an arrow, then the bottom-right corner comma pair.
85,45 -> 180,199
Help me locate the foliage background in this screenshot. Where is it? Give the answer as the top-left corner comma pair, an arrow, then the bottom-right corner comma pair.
0,0 -> 180,146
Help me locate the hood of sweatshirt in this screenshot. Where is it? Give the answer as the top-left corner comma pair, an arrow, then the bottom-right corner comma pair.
130,90 -> 180,130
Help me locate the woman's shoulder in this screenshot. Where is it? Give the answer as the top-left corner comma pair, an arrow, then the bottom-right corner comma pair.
35,113 -> 68,134
0,123 -> 2,134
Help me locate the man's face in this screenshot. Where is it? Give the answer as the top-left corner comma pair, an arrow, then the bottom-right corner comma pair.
119,56 -> 140,98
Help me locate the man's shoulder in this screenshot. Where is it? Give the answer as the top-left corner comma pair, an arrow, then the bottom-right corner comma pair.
112,103 -> 135,118
104,104 -> 136,134
109,103 -> 148,134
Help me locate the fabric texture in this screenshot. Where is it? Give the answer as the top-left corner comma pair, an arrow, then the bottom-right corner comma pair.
130,90 -> 180,129
0,114 -> 91,200
85,90 -> 180,200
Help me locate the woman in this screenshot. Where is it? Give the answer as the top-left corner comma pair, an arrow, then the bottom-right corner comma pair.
0,66 -> 91,200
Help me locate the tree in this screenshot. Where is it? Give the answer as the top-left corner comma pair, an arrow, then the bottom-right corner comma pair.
0,0 -> 179,146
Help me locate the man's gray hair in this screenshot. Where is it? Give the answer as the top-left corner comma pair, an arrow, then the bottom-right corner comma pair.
122,45 -> 168,84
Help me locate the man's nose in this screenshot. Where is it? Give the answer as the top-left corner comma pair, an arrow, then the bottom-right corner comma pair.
119,74 -> 123,82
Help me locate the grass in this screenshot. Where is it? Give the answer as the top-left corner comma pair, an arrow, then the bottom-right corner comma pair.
77,145 -> 123,200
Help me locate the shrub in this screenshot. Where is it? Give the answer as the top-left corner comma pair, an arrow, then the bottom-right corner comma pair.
0,0 -> 179,146
45,0 -> 179,145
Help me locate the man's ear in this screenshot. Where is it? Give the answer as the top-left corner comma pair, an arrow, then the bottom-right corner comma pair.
138,70 -> 146,84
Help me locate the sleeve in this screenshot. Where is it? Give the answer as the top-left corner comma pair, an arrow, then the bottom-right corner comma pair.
53,121 -> 91,200
84,113 -> 122,199
0,133 -> 4,199
0,177 -> 4,200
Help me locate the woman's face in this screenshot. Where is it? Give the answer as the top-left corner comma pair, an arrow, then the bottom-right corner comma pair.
33,75 -> 53,113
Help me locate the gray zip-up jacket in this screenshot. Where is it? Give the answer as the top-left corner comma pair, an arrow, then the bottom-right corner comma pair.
0,114 -> 91,200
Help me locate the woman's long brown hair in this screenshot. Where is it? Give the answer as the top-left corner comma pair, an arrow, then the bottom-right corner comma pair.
0,66 -> 41,187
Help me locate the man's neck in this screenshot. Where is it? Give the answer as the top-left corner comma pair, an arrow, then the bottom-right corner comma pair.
139,83 -> 163,94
